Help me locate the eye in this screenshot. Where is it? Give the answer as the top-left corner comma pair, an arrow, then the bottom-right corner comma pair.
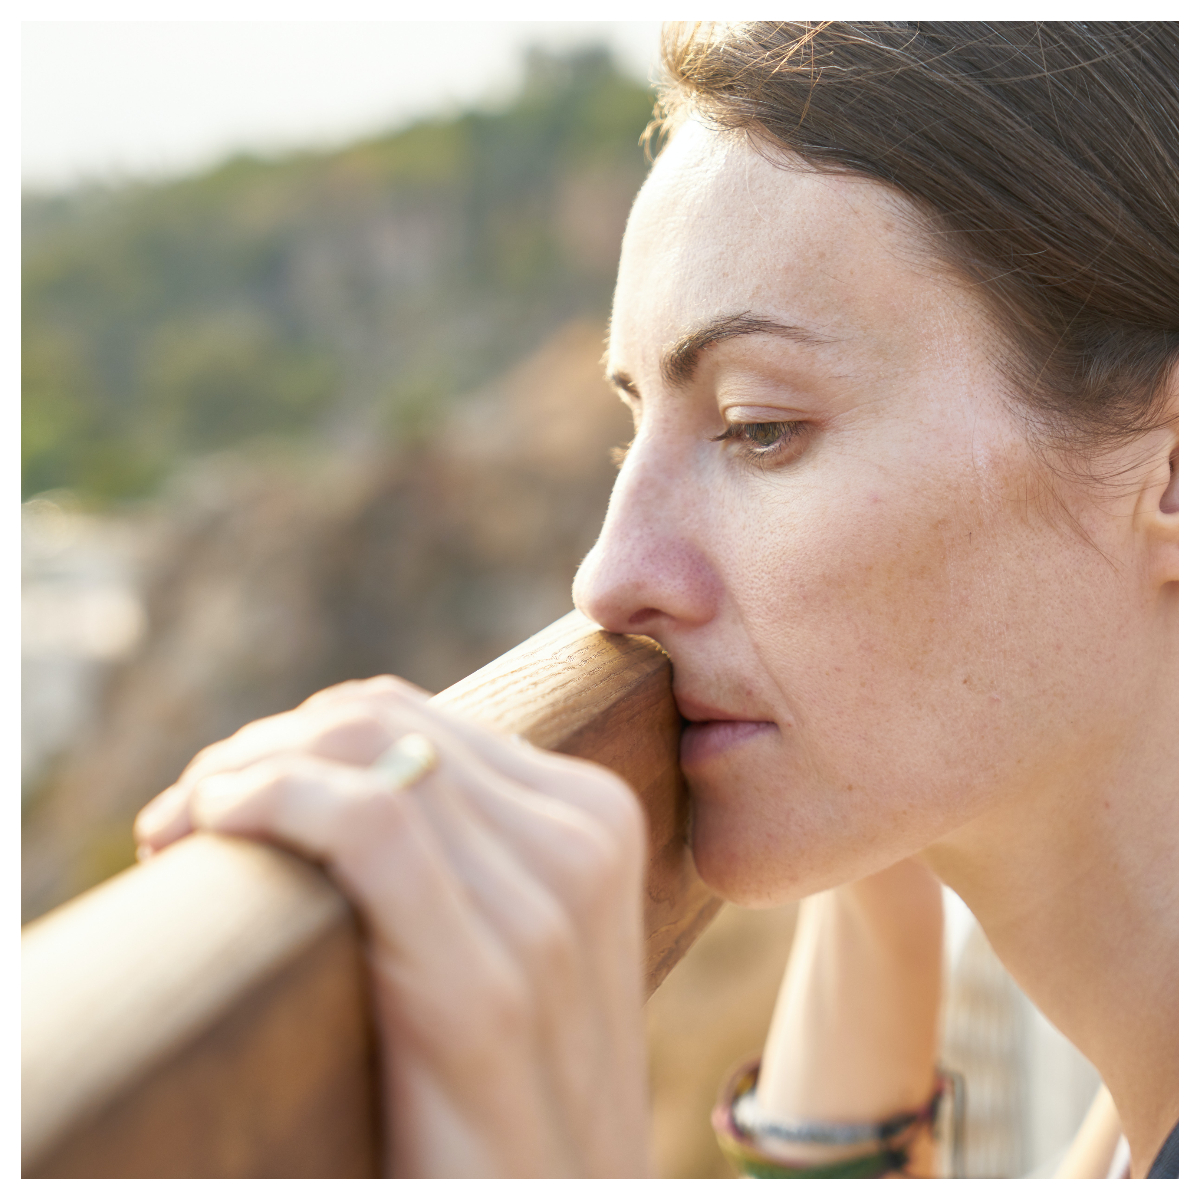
711,420 -> 808,462
744,422 -> 790,449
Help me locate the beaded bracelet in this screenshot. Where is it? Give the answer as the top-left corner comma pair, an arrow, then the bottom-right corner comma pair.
711,1058 -> 964,1179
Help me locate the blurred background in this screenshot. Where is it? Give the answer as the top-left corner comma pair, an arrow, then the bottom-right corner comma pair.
22,21 -> 659,911
22,20 -> 1103,1178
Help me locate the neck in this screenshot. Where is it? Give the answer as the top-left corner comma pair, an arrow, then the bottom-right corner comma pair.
923,672 -> 1177,1178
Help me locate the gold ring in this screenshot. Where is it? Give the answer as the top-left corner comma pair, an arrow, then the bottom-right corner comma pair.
372,732 -> 438,792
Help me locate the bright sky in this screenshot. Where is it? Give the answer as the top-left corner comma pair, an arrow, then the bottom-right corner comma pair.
21,21 -> 664,190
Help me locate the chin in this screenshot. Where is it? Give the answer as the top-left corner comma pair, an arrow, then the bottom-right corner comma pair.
688,779 -> 906,906
689,801 -> 815,908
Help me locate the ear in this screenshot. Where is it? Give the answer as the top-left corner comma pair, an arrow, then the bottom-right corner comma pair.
1132,367 -> 1177,588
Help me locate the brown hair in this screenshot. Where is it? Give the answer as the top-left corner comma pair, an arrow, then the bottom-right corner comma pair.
652,22 -> 1178,462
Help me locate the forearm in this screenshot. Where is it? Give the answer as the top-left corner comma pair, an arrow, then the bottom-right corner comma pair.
753,858 -> 945,1173
1053,1086 -> 1123,1179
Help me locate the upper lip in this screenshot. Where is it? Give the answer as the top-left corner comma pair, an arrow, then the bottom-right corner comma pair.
674,694 -> 763,724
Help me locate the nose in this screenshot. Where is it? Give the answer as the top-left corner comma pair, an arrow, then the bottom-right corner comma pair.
572,438 -> 720,638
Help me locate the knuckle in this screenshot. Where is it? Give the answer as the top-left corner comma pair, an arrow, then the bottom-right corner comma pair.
330,785 -> 406,859
308,704 -> 393,761
544,755 -> 646,854
190,773 -> 222,807
518,901 -> 576,978
581,826 -> 626,892
581,768 -> 646,857
247,757 -> 299,817
606,781 -> 647,853
181,711 -> 291,784
554,819 -> 627,912
473,961 -> 535,1040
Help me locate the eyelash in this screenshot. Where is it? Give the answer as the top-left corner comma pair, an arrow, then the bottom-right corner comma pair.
609,421 -> 808,469
711,421 -> 808,462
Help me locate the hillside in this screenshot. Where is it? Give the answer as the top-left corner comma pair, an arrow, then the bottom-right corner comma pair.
22,46 -> 654,502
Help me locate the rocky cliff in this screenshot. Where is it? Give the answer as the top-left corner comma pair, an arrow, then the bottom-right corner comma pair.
22,320 -> 631,921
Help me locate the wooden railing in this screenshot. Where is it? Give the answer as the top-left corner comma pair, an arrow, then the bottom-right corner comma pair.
21,611 -> 723,1178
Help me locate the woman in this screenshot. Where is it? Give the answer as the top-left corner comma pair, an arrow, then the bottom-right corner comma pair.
134,22 -> 1178,1178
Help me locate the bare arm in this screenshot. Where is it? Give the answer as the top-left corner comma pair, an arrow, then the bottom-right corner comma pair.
751,858 -> 945,1176
1054,1086 -> 1124,1178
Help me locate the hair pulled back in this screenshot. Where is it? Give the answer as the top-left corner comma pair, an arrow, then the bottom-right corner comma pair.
653,22 -> 1178,459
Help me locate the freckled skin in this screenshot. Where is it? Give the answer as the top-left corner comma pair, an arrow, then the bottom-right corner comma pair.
573,123 -> 1167,907
126,116 -> 1174,1178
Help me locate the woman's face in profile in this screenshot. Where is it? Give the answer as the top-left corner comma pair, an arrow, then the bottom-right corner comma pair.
573,121 -> 1140,906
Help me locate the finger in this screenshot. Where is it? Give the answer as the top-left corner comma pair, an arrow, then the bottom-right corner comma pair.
395,731 -> 644,1094
175,682 -> 434,800
163,672 -> 631,835
187,756 -> 525,1033
190,753 -> 577,976
297,673 -> 640,827
370,756 -> 613,1129
427,699 -> 640,816
413,735 -> 635,923
136,695 -> 416,851
134,784 -> 192,856
137,672 -> 644,875
314,678 -> 647,851
135,710 -> 327,852
395,770 -> 600,1050
190,754 -> 593,1061
146,686 -> 600,887
181,703 -> 396,784
299,673 -> 433,710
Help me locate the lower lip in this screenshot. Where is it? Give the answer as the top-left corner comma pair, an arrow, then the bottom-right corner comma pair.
679,720 -> 775,769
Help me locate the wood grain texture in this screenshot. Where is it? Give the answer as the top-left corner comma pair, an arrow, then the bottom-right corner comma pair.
22,835 -> 375,1178
432,610 -> 722,991
22,611 -> 719,1177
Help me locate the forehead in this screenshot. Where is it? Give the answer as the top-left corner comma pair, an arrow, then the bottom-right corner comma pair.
609,121 -> 971,375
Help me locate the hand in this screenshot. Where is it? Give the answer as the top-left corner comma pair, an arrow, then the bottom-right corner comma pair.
134,675 -> 652,1178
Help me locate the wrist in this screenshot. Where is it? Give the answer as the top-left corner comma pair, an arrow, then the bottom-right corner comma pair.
713,1058 -> 960,1179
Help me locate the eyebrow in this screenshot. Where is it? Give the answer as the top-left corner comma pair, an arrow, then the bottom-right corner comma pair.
605,311 -> 833,397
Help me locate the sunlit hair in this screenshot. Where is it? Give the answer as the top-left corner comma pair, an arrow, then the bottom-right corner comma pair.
650,22 -> 1178,467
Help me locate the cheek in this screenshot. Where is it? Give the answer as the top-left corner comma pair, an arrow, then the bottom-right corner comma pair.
734,469 -> 1001,708
690,495 -> 982,900
710,448 -> 1077,844
688,416 -> 1134,905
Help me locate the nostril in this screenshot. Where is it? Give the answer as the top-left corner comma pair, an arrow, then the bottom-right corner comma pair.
627,607 -> 662,628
